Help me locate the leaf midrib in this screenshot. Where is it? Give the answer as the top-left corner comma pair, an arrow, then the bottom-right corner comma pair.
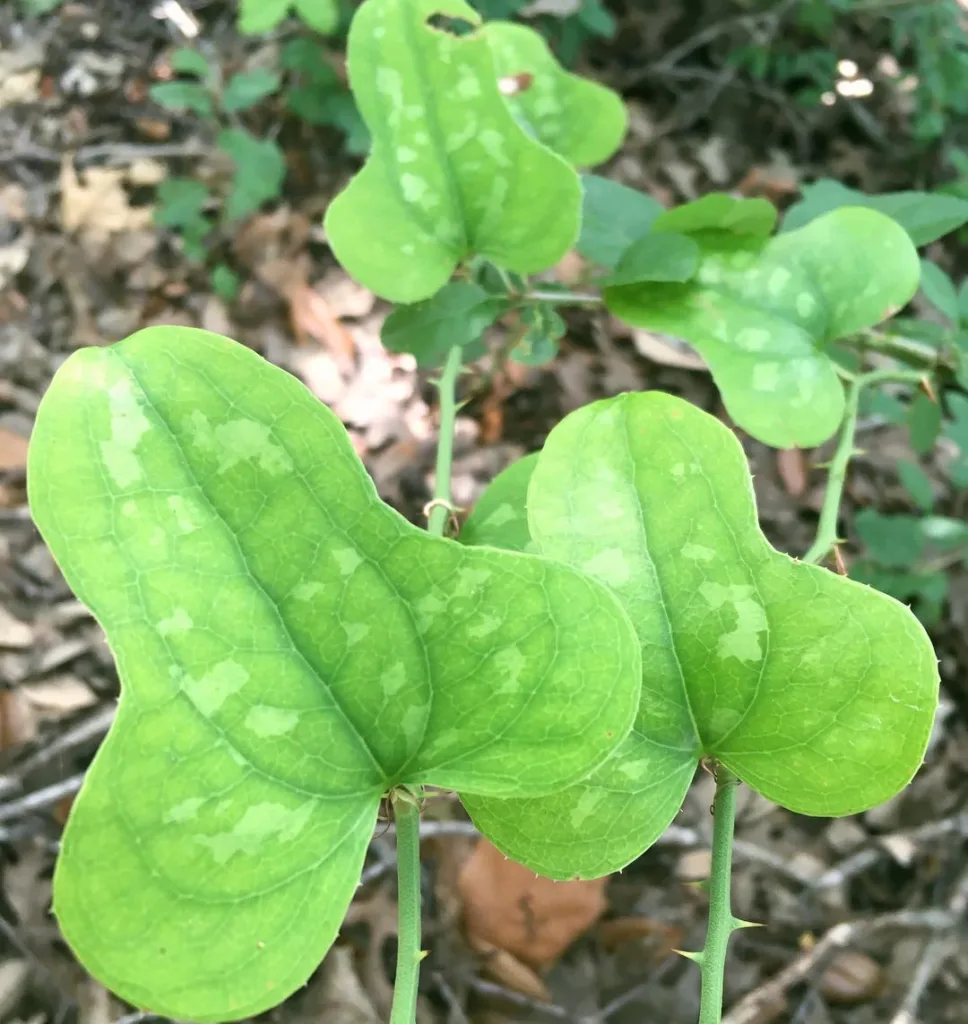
121,352 -> 391,787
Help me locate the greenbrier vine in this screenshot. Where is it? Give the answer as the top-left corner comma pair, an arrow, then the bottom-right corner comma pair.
23,0 -> 964,1021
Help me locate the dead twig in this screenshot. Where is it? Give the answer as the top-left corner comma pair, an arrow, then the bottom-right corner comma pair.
0,773 -> 84,824
722,909 -> 956,1024
889,864 -> 968,1024
0,704 -> 115,801
814,808 -> 968,890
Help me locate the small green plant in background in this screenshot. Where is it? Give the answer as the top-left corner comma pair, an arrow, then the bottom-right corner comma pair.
151,46 -> 286,297
24,1 -> 965,1022
727,0 -> 968,143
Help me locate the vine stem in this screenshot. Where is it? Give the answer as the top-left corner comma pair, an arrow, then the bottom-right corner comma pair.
524,289 -> 603,305
427,344 -> 464,538
387,344 -> 465,1023
389,791 -> 423,1024
695,765 -> 741,1024
803,368 -> 927,566
802,377 -> 863,565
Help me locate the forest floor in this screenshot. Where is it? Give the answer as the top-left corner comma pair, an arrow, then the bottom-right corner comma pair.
0,2 -> 967,1024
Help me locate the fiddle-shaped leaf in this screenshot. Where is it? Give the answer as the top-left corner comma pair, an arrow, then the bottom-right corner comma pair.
605,208 -> 921,448
27,327 -> 641,1021
462,392 -> 938,879
482,21 -> 626,167
324,0 -> 582,303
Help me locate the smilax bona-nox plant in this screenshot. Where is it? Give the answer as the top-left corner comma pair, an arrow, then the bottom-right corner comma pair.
27,0 -> 953,1022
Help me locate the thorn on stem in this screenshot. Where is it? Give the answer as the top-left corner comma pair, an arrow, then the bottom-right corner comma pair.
920,376 -> 937,402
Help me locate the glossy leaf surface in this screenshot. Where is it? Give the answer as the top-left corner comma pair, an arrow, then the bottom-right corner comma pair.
324,0 -> 581,303
605,208 -> 921,448
28,328 -> 641,1020
483,22 -> 626,167
463,393 -> 938,879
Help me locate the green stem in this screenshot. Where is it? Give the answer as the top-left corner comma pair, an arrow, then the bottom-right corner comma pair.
857,329 -> 946,372
524,288 -> 603,305
389,792 -> 422,1024
803,377 -> 863,566
427,345 -> 463,538
803,368 -> 927,566
697,765 -> 740,1024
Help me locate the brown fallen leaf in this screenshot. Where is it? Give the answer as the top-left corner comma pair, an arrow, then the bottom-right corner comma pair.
19,675 -> 99,716
314,947 -> 381,1024
288,280 -> 357,361
0,607 -> 32,649
458,839 -> 608,970
475,942 -> 552,1002
0,428 -> 29,471
597,916 -> 684,955
819,951 -> 884,1005
0,688 -> 37,750
776,448 -> 808,498
629,329 -> 707,372
60,158 -> 155,243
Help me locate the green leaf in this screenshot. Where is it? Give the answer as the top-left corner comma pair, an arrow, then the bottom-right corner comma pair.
28,327 -> 641,1019
897,460 -> 934,512
604,232 -> 700,287
222,69 -> 282,112
460,453 -> 538,552
783,179 -> 968,246
211,264 -> 241,302
652,194 -> 777,238
218,130 -> 286,220
463,392 -> 938,879
577,175 -> 662,269
381,282 -> 508,367
605,208 -> 921,448
510,303 -> 565,365
482,21 -> 626,167
861,387 -> 907,425
293,0 -> 340,32
886,316 -> 948,349
919,259 -> 960,322
908,392 -> 942,455
855,509 -> 925,568
920,515 -> 968,552
324,0 -> 581,303
958,279 -> 968,323
170,48 -> 212,80
154,178 -> 209,228
149,81 -> 213,116
19,0 -> 64,12
238,0 -> 291,33
942,391 -> 968,487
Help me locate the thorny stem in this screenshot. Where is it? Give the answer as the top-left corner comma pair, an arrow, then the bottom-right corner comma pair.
387,345 -> 464,1024
803,368 -> 928,566
427,344 -> 464,538
696,764 -> 741,1024
389,791 -> 423,1024
524,289 -> 603,305
803,378 -> 864,565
